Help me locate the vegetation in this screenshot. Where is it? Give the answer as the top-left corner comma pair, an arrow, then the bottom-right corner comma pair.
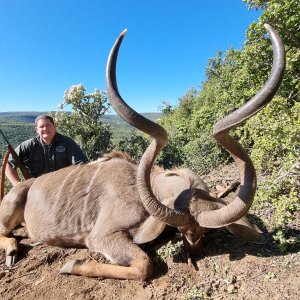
158,0 -> 299,233
50,84 -> 112,161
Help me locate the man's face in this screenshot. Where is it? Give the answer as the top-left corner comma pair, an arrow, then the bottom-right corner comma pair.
35,118 -> 56,144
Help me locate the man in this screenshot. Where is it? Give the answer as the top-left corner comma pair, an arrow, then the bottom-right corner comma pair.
6,114 -> 88,186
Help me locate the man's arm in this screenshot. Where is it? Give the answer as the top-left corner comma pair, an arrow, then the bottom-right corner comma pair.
6,164 -> 21,186
68,138 -> 88,164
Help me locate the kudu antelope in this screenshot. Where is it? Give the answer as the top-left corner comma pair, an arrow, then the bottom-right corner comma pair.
0,24 -> 285,281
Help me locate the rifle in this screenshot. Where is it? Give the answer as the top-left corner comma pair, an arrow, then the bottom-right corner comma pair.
0,129 -> 31,180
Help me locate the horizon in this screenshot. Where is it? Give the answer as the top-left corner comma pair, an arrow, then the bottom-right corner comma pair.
0,110 -> 161,115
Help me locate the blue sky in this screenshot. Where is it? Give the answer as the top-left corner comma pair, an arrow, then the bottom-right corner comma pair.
0,0 -> 261,113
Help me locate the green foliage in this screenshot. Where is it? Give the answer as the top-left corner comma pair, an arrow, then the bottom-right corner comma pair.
158,100 -> 174,115
156,139 -> 185,169
0,123 -> 35,161
158,0 -> 299,230
111,113 -> 161,161
116,130 -> 149,160
255,160 -> 300,227
245,0 -> 300,49
51,84 -> 113,161
183,286 -> 209,300
242,0 -> 300,228
158,99 -> 213,172
153,240 -> 183,263
246,99 -> 299,171
272,228 -> 300,253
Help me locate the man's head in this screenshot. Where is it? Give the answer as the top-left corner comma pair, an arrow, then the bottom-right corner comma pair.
35,114 -> 56,145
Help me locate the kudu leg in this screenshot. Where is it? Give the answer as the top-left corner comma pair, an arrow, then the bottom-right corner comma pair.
60,232 -> 153,281
0,200 -> 22,267
0,180 -> 34,266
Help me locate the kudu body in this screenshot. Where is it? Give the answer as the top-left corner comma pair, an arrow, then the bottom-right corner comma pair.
0,24 -> 285,281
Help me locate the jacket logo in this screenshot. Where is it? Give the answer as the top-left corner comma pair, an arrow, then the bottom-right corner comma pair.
56,146 -> 66,153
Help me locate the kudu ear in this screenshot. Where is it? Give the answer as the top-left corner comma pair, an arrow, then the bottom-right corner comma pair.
226,216 -> 266,244
190,191 -> 266,244
133,217 -> 167,244
133,198 -> 175,244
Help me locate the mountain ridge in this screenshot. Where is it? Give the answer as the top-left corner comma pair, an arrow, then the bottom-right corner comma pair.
0,111 -> 162,127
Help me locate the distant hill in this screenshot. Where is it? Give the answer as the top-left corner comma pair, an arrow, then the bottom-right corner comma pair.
0,112 -> 162,128
102,112 -> 162,129
0,112 -> 49,124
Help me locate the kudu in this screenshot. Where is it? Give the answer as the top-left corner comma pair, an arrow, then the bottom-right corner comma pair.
0,24 -> 285,281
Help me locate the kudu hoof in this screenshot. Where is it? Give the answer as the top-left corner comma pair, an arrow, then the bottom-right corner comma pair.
6,253 -> 17,267
59,260 -> 76,275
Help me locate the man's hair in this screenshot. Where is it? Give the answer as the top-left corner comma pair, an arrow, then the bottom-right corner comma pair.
35,114 -> 55,125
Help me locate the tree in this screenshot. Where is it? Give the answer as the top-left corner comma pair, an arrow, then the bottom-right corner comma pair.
116,130 -> 149,160
51,84 -> 113,161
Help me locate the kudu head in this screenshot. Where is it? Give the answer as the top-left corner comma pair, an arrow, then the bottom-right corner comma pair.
106,24 -> 285,254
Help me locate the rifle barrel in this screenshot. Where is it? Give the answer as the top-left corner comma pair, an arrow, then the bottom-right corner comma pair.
0,129 -> 10,145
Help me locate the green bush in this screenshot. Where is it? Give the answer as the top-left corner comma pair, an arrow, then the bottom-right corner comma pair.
158,0 -> 300,230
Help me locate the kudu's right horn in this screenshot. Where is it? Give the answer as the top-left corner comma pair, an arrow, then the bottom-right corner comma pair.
106,30 -> 191,226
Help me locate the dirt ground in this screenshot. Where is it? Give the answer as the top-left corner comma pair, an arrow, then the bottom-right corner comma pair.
1,166 -> 300,300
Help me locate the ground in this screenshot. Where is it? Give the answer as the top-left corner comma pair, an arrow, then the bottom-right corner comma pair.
1,165 -> 299,300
